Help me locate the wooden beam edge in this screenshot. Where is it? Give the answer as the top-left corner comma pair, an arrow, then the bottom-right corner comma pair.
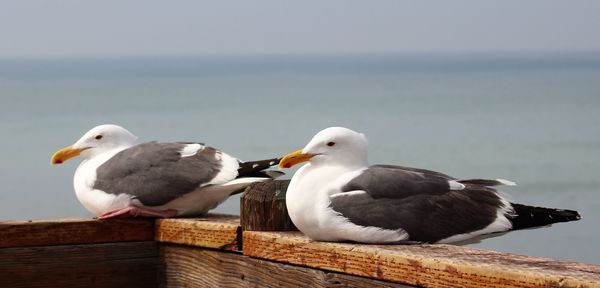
0,241 -> 159,288
159,243 -> 414,288
242,231 -> 600,288
155,214 -> 241,251
0,218 -> 155,248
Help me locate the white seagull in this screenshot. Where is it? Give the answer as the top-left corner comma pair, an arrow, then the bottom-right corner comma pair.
52,124 -> 282,219
279,127 -> 580,244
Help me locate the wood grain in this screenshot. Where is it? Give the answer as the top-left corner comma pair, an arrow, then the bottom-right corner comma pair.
243,231 -> 600,288
240,180 -> 298,231
156,214 -> 241,251
0,241 -> 158,288
159,244 -> 413,288
0,218 -> 155,248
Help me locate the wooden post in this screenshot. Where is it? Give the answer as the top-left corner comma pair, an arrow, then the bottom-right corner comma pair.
240,180 -> 298,231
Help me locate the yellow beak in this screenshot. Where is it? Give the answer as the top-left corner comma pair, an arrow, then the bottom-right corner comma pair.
279,149 -> 317,168
51,146 -> 87,164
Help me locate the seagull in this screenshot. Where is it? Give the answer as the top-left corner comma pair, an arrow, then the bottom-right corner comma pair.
51,124 -> 282,219
278,127 -> 580,244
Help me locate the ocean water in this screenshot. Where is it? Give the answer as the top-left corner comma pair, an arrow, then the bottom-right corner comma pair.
0,53 -> 598,264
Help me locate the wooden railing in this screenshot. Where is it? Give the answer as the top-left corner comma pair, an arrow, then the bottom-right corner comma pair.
1,180 -> 599,288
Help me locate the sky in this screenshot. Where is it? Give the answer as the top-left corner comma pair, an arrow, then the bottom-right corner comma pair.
0,0 -> 599,58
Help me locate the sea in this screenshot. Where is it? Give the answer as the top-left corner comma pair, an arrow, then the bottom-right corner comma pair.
0,53 -> 598,264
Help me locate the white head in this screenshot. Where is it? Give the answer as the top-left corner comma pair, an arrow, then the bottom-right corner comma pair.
279,127 -> 369,169
51,124 -> 138,164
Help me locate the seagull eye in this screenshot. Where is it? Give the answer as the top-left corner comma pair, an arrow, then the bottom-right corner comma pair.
327,141 -> 336,147
95,135 -> 103,140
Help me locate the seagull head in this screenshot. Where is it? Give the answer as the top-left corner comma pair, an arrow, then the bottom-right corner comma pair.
279,127 -> 369,169
51,124 -> 138,164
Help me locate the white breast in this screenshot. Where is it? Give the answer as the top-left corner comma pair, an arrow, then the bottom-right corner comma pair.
286,164 -> 409,243
73,148 -> 133,216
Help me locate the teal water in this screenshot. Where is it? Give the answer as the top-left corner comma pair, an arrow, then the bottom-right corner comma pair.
1,54 -> 598,263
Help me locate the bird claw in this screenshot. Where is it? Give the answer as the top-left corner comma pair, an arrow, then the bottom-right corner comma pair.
98,205 -> 178,219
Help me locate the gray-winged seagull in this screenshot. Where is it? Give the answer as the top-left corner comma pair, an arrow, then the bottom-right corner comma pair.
52,124 -> 282,219
279,127 -> 580,244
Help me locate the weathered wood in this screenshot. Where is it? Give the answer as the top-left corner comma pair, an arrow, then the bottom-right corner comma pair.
156,214 -> 241,251
240,180 -> 298,231
0,218 -> 155,248
0,241 -> 158,288
243,231 -> 600,288
3,214 -> 598,287
159,244 -> 413,288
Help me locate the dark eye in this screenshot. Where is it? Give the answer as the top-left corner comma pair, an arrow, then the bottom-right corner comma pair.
95,135 -> 103,140
327,141 -> 335,147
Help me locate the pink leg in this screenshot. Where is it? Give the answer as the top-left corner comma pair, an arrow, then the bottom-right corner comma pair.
98,205 -> 178,220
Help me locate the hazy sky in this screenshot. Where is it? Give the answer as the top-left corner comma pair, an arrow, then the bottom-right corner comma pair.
1,0 -> 599,58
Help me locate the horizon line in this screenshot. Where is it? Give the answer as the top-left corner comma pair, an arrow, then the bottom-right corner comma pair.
2,50 -> 600,62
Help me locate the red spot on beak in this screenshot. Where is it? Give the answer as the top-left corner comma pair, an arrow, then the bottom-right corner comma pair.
283,163 -> 292,168
55,160 -> 63,164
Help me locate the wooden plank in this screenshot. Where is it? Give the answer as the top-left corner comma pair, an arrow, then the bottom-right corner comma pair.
159,244 -> 413,288
0,218 -> 155,248
156,214 -> 241,251
0,241 -> 158,288
243,231 -> 600,288
240,180 -> 298,231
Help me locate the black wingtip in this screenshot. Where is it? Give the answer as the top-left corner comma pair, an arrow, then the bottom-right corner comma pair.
552,209 -> 581,221
510,203 -> 581,230
237,157 -> 282,178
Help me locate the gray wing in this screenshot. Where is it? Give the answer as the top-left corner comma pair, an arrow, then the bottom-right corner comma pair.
330,185 -> 504,243
93,142 -> 231,206
341,165 -> 455,199
372,164 -> 455,180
